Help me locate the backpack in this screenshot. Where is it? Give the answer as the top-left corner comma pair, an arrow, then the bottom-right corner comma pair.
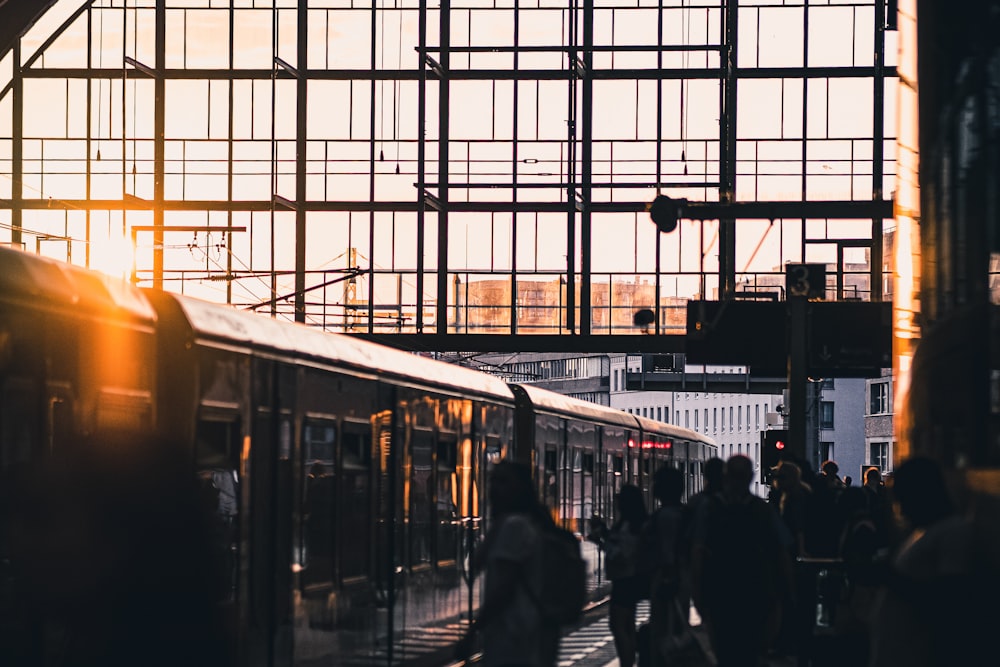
605,525 -> 642,581
526,524 -> 588,625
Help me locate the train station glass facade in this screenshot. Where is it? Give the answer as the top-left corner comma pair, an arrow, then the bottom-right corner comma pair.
0,0 -> 896,335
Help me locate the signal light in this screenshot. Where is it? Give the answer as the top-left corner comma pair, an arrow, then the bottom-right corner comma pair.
761,428 -> 789,484
649,194 -> 686,233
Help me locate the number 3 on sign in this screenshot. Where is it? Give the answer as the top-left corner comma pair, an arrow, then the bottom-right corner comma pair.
789,265 -> 810,297
785,263 -> 825,300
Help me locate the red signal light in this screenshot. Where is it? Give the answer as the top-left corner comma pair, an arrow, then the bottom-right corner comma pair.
775,440 -> 785,450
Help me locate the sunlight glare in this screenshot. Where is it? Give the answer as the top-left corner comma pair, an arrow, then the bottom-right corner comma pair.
90,233 -> 134,282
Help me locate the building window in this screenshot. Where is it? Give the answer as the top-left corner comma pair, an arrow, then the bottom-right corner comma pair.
755,405 -> 760,430
820,401 -> 835,429
870,442 -> 889,470
694,410 -> 700,431
712,409 -> 717,432
822,378 -> 835,390
685,410 -> 690,428
870,382 -> 889,415
821,442 -> 835,462
738,406 -> 742,431
729,407 -> 734,432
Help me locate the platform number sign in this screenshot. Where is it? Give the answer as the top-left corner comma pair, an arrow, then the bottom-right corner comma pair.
785,263 -> 826,300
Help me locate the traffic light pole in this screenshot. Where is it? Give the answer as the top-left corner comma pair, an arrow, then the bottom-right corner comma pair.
787,294 -> 808,465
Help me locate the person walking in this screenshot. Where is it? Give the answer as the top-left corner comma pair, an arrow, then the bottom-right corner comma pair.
591,485 -> 650,667
455,460 -> 559,667
644,466 -> 690,667
692,455 -> 792,667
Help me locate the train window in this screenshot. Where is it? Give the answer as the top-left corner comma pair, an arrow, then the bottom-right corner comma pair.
485,436 -> 503,464
341,422 -> 371,581
410,431 -> 434,569
582,452 -> 595,475
436,434 -> 459,567
302,421 -> 336,587
195,418 -> 241,604
437,436 -> 457,469
544,448 -> 558,472
343,423 -> 371,470
613,456 -> 623,475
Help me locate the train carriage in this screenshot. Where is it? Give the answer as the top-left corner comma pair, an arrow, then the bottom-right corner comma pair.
0,246 -> 158,460
632,415 -> 716,502
147,289 -> 518,667
0,245 -> 717,667
508,384 -> 717,595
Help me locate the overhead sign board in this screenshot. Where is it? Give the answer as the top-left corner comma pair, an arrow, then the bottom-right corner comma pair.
685,300 -> 787,376
786,263 -> 827,300
686,299 -> 892,378
807,301 -> 892,377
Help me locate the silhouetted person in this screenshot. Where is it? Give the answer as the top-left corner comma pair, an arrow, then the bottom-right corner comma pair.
810,459 -> 846,558
0,434 -> 234,667
591,485 -> 649,667
456,460 -> 558,667
773,460 -> 811,557
687,457 -> 723,520
819,460 -> 845,490
827,486 -> 881,661
645,466 -> 688,664
863,467 -> 892,547
844,475 -> 853,487
868,457 -> 986,667
692,455 -> 791,667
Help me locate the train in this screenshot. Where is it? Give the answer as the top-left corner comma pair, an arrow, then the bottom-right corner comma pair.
0,245 -> 716,667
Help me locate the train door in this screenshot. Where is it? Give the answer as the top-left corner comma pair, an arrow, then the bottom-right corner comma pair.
339,418 -> 375,644
535,413 -> 562,520
567,419 -> 597,536
195,413 -> 244,662
372,398 -> 400,662
627,429 -> 640,486
247,360 -> 294,667
559,420 -> 580,530
300,418 -> 337,590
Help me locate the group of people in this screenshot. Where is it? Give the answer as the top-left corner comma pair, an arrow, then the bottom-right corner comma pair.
459,456 -> 788,667
458,453 -> 990,667
590,456 -> 792,667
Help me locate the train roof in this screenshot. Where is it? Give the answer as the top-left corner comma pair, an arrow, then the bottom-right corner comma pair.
511,382 -> 637,428
632,413 -> 716,448
0,246 -> 156,324
164,292 -> 515,402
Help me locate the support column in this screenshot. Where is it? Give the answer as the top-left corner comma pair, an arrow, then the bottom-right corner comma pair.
153,0 -> 165,289
787,296 -> 809,464
872,0 -> 886,301
294,0 -> 307,323
436,0 -> 451,333
12,42 -> 22,249
416,0 -> 427,332
719,0 -> 739,300
580,0 -> 594,335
